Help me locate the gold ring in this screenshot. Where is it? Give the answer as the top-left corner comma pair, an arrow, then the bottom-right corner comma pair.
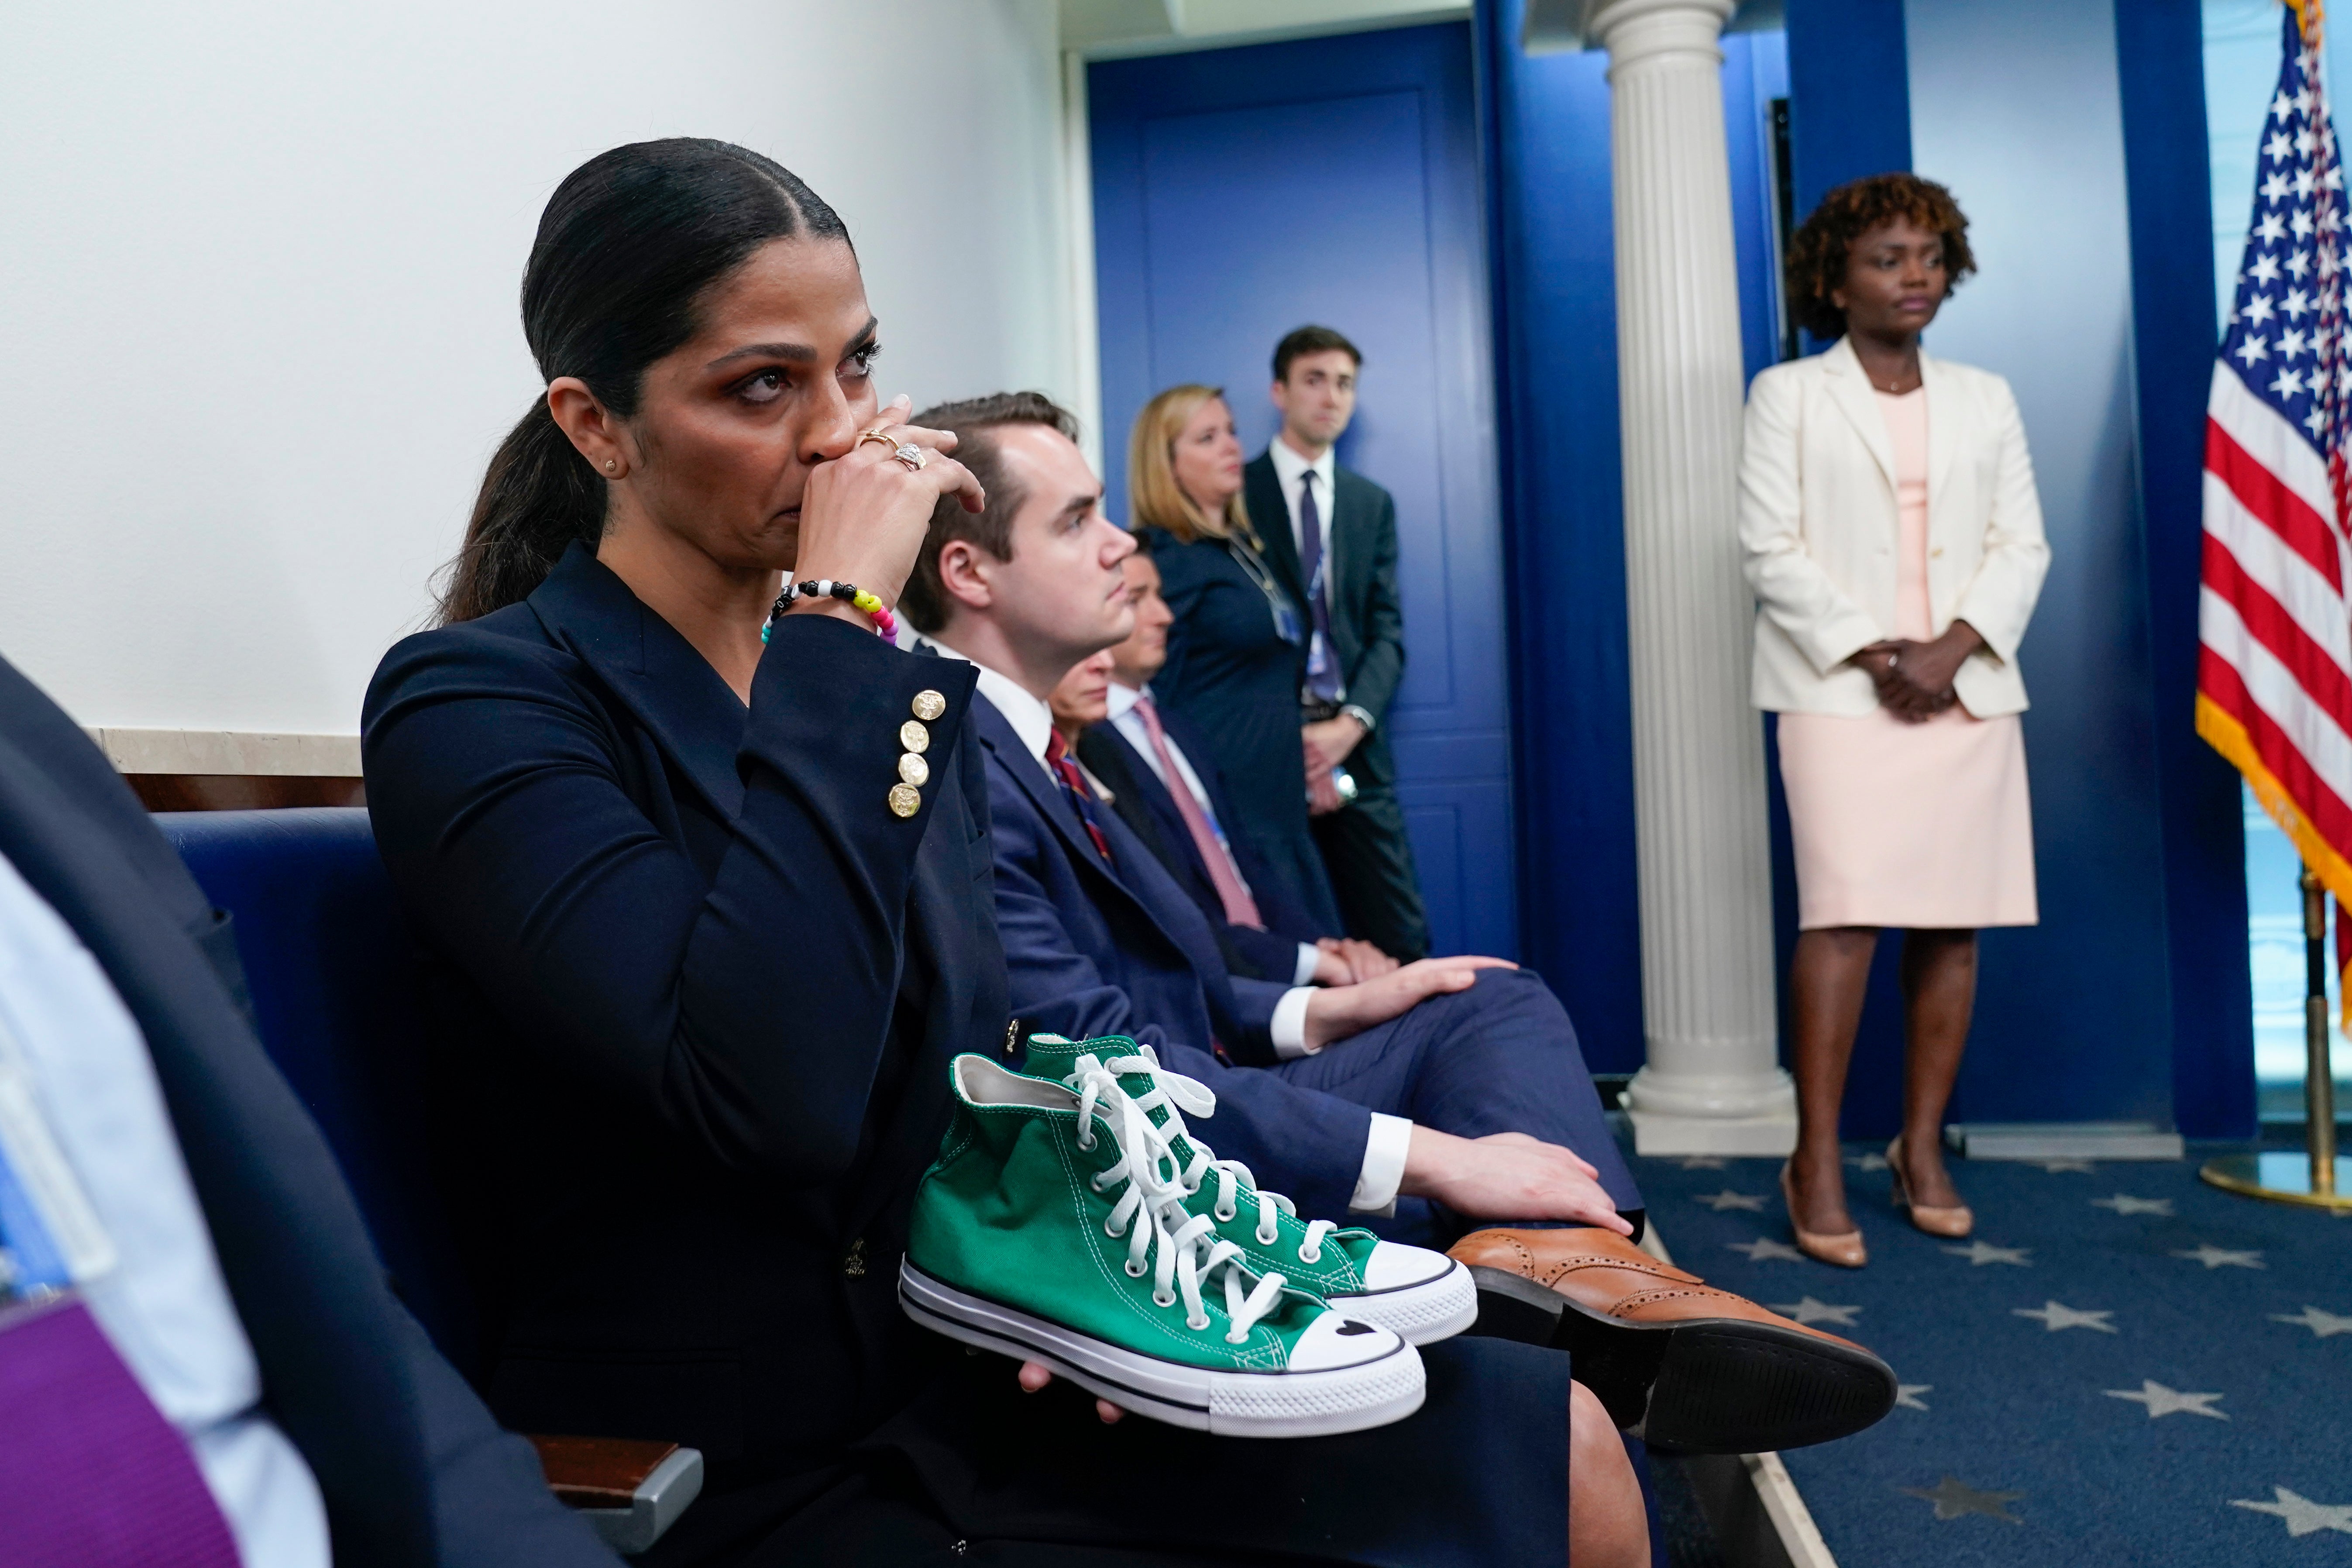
856,426 -> 897,452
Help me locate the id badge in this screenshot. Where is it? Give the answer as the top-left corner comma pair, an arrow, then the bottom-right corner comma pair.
0,1016 -> 116,1300
1270,600 -> 1305,647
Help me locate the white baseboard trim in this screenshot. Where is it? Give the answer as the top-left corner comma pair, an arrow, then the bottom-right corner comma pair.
83,728 -> 361,777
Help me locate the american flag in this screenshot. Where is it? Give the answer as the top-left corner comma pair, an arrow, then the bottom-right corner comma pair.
2199,3 -> 2352,942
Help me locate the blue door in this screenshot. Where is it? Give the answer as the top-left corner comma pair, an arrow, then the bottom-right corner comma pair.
1089,21 -> 1516,959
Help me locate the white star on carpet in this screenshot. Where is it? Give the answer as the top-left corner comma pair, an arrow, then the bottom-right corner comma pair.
2173,1244 -> 2265,1269
2272,1305 -> 2352,1338
2014,1300 -> 2117,1333
2091,1194 -> 2173,1216
2104,1380 -> 2228,1420
1726,1237 -> 1805,1262
2232,1487 -> 2352,1537
1900,1476 -> 2023,1523
1943,1240 -> 2032,1266
2033,1159 -> 2097,1173
1896,1384 -> 1932,1411
1843,1152 -> 1890,1172
1676,1156 -> 1728,1170
1693,1189 -> 1767,1212
1767,1296 -> 1861,1327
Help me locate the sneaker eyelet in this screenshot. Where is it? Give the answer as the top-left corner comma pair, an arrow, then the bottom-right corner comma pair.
1076,1133 -> 1095,1151
1188,1314 -> 1210,1332
1104,1219 -> 1126,1238
1214,1204 -> 1236,1222
1154,1290 -> 1177,1308
1298,1245 -> 1323,1265
1224,1329 -> 1248,1344
1256,1224 -> 1279,1246
1125,1259 -> 1147,1278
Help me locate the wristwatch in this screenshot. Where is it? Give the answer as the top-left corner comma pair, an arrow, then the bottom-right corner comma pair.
1339,703 -> 1377,733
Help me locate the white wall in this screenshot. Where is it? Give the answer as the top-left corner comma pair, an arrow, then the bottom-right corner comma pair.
0,0 -> 1072,735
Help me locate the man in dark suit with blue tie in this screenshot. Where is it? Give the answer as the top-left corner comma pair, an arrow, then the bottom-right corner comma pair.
1245,326 -> 1430,962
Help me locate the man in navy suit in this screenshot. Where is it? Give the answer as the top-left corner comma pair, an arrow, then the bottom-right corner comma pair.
0,651 -> 616,1568
892,393 -> 1904,1461
898,391 -> 1640,1244
1055,552 -> 1395,990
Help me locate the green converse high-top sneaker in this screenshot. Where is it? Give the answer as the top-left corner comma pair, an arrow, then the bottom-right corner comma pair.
1017,1035 -> 1476,1346
902,1054 -> 1425,1438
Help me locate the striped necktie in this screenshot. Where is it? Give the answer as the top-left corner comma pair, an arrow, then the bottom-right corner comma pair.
1043,731 -> 1114,864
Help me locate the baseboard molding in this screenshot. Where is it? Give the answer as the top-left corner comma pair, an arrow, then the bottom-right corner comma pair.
1944,1121 -> 2186,1161
83,727 -> 361,777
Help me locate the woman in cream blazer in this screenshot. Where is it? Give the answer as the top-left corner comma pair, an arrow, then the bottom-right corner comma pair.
1742,174 -> 2050,1268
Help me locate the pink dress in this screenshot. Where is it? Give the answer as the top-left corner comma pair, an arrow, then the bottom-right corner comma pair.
1775,388 -> 2038,930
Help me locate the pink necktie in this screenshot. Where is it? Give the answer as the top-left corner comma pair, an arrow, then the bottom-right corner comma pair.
1133,694 -> 1262,929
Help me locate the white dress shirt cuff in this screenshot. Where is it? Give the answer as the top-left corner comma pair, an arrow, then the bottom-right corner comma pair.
1351,1114 -> 1413,1215
1270,987 -> 1316,1057
1292,943 -> 1322,987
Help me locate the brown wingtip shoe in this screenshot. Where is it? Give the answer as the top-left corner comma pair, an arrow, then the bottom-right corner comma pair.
1447,1226 -> 1897,1454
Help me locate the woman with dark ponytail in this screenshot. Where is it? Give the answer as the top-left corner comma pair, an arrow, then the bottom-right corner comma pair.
363,139 -> 1630,1566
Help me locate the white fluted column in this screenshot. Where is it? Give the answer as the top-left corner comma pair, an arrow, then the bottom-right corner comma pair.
1578,0 -> 1794,1153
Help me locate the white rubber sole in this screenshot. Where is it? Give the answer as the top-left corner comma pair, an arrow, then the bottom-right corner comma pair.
900,1261 -> 1426,1438
1332,1257 -> 1479,1346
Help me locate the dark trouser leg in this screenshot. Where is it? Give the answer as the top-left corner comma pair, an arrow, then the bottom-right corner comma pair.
1271,968 -> 1640,1245
1245,824 -> 1345,939
1310,784 -> 1431,961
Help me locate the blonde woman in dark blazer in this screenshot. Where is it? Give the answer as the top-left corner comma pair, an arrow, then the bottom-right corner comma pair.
1742,174 -> 2050,1267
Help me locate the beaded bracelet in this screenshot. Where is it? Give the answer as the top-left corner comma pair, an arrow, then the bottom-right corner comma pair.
763,578 -> 898,643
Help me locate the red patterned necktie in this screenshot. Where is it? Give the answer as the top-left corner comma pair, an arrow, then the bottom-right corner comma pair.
1043,731 -> 1114,864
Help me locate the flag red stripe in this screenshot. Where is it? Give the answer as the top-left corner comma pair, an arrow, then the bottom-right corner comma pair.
2201,533 -> 2352,718
2207,416 -> 2344,589
2200,648 -> 2352,847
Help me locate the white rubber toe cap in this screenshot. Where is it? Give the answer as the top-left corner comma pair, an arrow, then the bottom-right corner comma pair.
1286,1309 -> 1409,1372
1360,1239 -> 1456,1292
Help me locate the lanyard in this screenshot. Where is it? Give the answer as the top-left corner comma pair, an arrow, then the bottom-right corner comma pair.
1224,535 -> 1305,648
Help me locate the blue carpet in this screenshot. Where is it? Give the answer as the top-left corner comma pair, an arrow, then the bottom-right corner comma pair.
1630,1147 -> 2352,1565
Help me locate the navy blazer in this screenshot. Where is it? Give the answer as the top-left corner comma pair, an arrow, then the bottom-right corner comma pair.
1142,527 -> 1343,935
363,545 -> 1005,1501
1242,452 -> 1406,790
0,654 -> 614,1568
1073,708 -> 1324,984
971,692 -> 1371,1224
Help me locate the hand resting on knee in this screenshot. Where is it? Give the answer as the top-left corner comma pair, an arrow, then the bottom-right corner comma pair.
1402,1128 -> 1633,1236
1300,955 -> 1514,1051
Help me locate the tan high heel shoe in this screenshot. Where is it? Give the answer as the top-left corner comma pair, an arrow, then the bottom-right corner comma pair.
1888,1135 -> 1974,1238
1780,1161 -> 1867,1268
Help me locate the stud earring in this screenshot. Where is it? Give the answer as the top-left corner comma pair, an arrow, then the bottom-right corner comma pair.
604,459 -> 617,473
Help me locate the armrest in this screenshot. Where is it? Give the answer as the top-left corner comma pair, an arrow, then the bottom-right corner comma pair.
529,1435 -> 704,1556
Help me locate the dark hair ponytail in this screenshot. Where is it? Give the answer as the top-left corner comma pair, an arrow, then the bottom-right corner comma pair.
435,138 -> 849,623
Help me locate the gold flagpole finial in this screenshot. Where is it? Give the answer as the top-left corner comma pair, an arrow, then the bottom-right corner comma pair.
2292,0 -> 2325,47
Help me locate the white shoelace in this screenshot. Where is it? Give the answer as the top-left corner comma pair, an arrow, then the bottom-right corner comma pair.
1072,1061 -> 1289,1344
1071,1048 -> 1335,1266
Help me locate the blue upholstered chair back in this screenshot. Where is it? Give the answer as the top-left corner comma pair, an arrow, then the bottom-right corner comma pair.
156,808 -> 477,1372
